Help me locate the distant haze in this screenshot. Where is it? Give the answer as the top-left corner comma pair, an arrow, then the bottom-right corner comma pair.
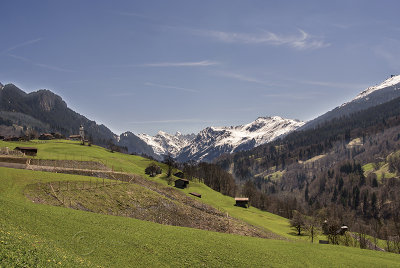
1,0 -> 399,135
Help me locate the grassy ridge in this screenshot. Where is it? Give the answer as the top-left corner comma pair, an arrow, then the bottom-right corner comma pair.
1,140 -> 400,266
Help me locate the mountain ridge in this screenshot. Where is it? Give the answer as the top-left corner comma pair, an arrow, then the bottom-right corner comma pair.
302,74 -> 400,130
176,116 -> 304,162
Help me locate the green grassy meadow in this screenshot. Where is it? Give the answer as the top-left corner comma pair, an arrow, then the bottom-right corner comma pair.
1,140 -> 400,267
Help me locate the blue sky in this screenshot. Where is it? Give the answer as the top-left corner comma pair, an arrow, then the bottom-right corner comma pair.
1,0 -> 400,135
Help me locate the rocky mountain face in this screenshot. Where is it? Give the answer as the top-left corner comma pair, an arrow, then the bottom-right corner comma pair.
302,75 -> 400,130
175,116 -> 304,162
118,131 -> 158,159
138,131 -> 195,158
0,84 -> 117,146
0,84 -> 155,156
0,83 -> 304,161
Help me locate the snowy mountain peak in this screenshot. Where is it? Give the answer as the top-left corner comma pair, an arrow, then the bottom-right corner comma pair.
353,75 -> 400,101
138,131 -> 195,157
177,116 -> 304,162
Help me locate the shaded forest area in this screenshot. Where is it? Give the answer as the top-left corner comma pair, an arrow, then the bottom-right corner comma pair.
185,96 -> 400,252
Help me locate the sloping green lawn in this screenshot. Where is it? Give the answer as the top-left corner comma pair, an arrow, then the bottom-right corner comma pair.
1,140 -> 400,266
2,168 -> 400,267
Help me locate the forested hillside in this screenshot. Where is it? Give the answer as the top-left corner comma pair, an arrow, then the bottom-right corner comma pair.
204,96 -> 400,252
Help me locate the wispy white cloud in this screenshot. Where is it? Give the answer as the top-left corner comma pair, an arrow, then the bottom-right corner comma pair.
108,60 -> 219,68
215,71 -> 283,87
144,82 -> 199,93
8,54 -> 74,72
191,28 -> 330,50
143,60 -> 219,67
263,93 -> 318,100
109,92 -> 135,97
129,119 -> 214,124
1,38 -> 42,54
300,80 -> 368,90
113,11 -> 154,20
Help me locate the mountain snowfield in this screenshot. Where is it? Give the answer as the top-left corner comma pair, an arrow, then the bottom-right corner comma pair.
303,74 -> 400,130
353,75 -> 400,101
138,116 -> 304,162
200,116 -> 304,150
138,131 -> 195,157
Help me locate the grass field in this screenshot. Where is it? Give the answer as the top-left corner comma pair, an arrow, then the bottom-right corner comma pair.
1,140 -> 400,267
362,162 -> 397,181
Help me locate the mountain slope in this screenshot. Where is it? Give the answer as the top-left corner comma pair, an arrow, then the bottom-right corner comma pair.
2,152 -> 400,266
0,83 -> 155,156
177,116 -> 304,162
303,75 -> 400,130
138,131 -> 195,158
118,131 -> 158,158
0,84 -> 116,145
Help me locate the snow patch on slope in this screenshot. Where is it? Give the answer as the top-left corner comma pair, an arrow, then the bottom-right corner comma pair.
179,116 -> 304,162
354,75 -> 400,101
213,116 -> 303,149
138,131 -> 195,157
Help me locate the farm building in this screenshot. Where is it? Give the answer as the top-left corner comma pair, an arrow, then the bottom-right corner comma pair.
69,135 -> 82,141
39,133 -> 54,140
235,197 -> 249,208
14,147 -> 38,156
175,178 -> 189,189
189,192 -> 201,198
4,137 -> 20,141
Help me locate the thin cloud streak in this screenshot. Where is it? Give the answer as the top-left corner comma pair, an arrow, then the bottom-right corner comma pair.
1,38 -> 42,54
190,28 -> 330,50
108,60 -> 219,68
8,54 -> 74,72
216,71 -> 283,87
129,119 -> 214,124
143,60 -> 219,67
300,80 -> 369,90
263,93 -> 317,100
113,11 -> 154,20
109,92 -> 135,97
145,82 -> 200,93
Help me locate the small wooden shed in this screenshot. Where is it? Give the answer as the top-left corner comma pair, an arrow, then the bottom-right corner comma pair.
14,147 -> 38,156
69,135 -> 82,141
235,197 -> 249,208
189,192 -> 202,198
39,133 -> 54,140
174,178 -> 189,189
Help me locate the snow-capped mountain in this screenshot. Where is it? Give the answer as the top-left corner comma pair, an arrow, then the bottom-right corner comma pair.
353,75 -> 400,101
138,131 -> 195,158
303,75 -> 400,130
176,116 -> 304,162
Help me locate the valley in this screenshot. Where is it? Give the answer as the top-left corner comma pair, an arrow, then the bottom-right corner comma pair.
1,140 -> 399,267
1,3 -> 400,264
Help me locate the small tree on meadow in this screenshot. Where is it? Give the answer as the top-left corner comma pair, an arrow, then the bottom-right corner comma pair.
290,211 -> 305,236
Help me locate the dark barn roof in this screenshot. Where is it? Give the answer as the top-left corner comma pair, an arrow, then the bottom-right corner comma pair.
14,147 -> 38,156
14,147 -> 38,151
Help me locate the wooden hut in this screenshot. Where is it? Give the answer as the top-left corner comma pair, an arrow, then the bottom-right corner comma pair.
235,197 -> 249,208
174,178 -> 189,189
189,192 -> 202,198
69,135 -> 81,141
14,147 -> 38,156
39,133 -> 54,140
